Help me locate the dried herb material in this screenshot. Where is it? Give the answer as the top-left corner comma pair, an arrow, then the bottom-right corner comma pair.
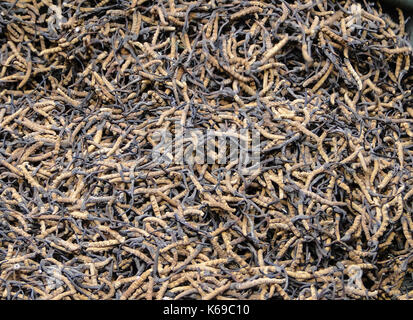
0,0 -> 413,300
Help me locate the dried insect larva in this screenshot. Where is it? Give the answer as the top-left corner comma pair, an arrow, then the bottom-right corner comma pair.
172,246 -> 202,273
344,59 -> 363,90
301,60 -> 329,87
85,238 -> 121,249
378,170 -> 393,190
289,121 -> 320,143
55,88 -> 80,107
322,26 -> 345,45
345,286 -> 378,298
0,159 -> 23,176
276,236 -> 297,260
396,8 -> 405,36
341,215 -> 362,241
219,65 -> 251,83
378,231 -> 396,249
311,62 -> 333,91
301,42 -> 313,64
268,283 -> 289,300
387,70 -> 398,83
370,204 -> 390,243
308,15 -> 320,36
122,247 -> 153,265
365,78 -> 383,95
341,145 -> 363,165
382,47 -> 412,55
0,72 -> 26,83
19,117 -> 55,135
260,35 -> 289,64
39,46 -> 63,56
67,210 -> 89,220
401,217 -> 413,247
300,188 -> 346,207
7,23 -> 24,42
0,0 -> 411,301
403,186 -> 413,202
51,238 -> 80,252
231,278 -> 284,291
292,240 -> 304,268
26,150 -> 54,162
395,54 -> 403,79
17,162 -> 43,191
230,6 -> 263,21
361,9 -> 385,27
202,281 -> 231,300
148,194 -> 162,217
15,58 -> 32,89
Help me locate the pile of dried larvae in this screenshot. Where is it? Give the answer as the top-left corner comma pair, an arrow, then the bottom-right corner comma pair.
0,0 -> 412,300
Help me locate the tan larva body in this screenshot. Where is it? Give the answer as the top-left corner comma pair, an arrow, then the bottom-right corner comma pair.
40,47 -> 63,56
365,78 -> 382,94
382,47 -> 411,55
279,2 -> 289,24
7,23 -> 24,42
361,10 -> 385,27
389,195 -> 404,224
344,59 -> 363,90
311,62 -> 334,91
230,6 -> 263,20
289,121 -> 320,143
342,215 -> 362,241
260,36 -> 289,63
56,88 -> 80,107
18,163 -> 43,190
54,238 -> 81,252
302,42 -> 313,64
322,26 -> 346,45
395,54 -> 403,79
123,247 -> 153,264
120,269 -> 152,300
86,240 -> 120,250
231,278 -> 285,291
308,16 -> 320,36
87,124 -> 104,153
401,217 -> 413,247
396,8 -> 405,36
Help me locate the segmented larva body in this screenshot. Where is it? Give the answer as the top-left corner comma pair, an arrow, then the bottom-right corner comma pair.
396,8 -> 405,36
17,60 -> 32,89
40,46 -> 63,56
302,42 -> 313,64
401,217 -> 413,247
395,54 -> 403,78
344,59 -> 363,90
279,2 -> 289,23
308,16 -> 320,36
260,35 -> 289,63
7,23 -> 24,42
230,6 -> 263,21
311,62 -> 334,91
231,278 -> 285,291
322,26 -> 346,45
120,269 -> 153,300
382,47 -> 411,55
123,247 -> 153,264
54,238 -> 81,252
342,216 -> 362,241
361,9 -> 385,27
